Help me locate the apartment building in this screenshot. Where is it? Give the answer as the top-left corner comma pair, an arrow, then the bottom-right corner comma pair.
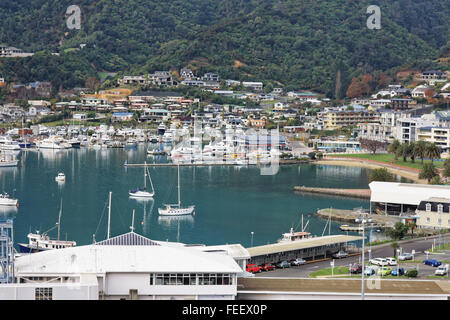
318,110 -> 380,130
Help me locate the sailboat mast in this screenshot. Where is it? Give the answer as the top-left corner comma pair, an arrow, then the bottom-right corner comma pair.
144,161 -> 147,189
57,198 -> 62,241
177,164 -> 181,206
107,191 -> 112,239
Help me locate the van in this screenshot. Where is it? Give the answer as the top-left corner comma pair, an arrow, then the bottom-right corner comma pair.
386,257 -> 397,266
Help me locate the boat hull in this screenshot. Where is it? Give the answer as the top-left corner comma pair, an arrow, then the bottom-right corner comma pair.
158,205 -> 195,216
0,199 -> 18,206
0,160 -> 19,167
129,191 -> 154,198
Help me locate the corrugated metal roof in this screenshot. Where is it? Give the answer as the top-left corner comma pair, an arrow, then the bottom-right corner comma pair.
247,235 -> 362,257
94,232 -> 160,246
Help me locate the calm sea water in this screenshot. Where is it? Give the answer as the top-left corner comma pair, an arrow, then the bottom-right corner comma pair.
1,145 -> 375,247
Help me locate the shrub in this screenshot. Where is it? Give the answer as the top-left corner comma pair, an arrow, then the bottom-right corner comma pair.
308,152 -> 316,160
405,269 -> 418,278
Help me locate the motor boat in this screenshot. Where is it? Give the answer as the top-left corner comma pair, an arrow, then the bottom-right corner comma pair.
55,173 -> 66,182
0,193 -> 18,206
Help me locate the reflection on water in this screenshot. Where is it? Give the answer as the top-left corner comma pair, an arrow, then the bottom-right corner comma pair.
158,215 -> 195,229
0,205 -> 18,217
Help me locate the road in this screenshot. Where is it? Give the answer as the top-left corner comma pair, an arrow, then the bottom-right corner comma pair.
255,234 -> 450,278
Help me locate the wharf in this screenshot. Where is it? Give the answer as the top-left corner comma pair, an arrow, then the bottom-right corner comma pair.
294,186 -> 371,199
316,208 -> 397,228
125,159 -> 310,167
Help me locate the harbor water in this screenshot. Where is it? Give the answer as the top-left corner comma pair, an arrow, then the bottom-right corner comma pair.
1,145 -> 376,248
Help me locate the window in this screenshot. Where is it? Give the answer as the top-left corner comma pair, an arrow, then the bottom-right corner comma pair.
426,203 -> 431,212
35,288 -> 52,300
437,204 -> 443,214
149,274 -> 154,285
426,218 -> 431,223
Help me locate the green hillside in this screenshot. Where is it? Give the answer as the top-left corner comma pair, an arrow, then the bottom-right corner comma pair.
0,0 -> 448,93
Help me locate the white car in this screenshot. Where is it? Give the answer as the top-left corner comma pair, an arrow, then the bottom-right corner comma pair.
370,258 -> 388,266
398,253 -> 413,261
386,258 -> 397,266
435,264 -> 449,276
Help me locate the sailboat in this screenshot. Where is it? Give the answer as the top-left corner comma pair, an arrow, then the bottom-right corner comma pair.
158,164 -> 195,216
17,198 -> 76,253
129,162 -> 155,198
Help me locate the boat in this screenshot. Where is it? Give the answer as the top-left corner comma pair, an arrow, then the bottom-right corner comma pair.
129,162 -> 155,198
0,152 -> 19,167
55,173 -> 66,182
17,199 -> 76,253
0,193 -> 18,206
67,138 -> 81,148
37,136 -> 71,149
125,138 -> 138,148
278,228 -> 312,243
149,135 -> 159,143
158,164 -> 195,216
0,140 -> 21,151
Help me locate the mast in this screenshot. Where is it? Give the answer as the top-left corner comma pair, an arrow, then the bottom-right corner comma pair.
177,164 -> 181,206
57,198 -> 62,241
130,209 -> 135,232
144,161 -> 147,189
107,191 -> 112,239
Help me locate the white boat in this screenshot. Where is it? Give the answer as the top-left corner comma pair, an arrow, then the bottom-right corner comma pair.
0,140 -> 21,151
0,152 -> 19,167
55,173 -> 66,182
149,135 -> 159,143
37,136 -> 71,149
17,199 -> 76,253
0,193 -> 18,206
158,164 -> 195,216
278,228 -> 312,243
125,138 -> 138,148
129,162 -> 155,198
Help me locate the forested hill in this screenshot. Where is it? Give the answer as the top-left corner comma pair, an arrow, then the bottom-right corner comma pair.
0,0 -> 448,94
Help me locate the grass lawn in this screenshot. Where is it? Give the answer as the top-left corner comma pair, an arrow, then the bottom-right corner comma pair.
310,266 -> 350,278
333,153 -> 444,170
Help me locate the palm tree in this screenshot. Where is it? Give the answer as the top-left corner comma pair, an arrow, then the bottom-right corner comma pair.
388,140 -> 400,161
425,142 -> 441,163
399,143 -> 410,162
413,140 -> 427,164
391,242 -> 399,258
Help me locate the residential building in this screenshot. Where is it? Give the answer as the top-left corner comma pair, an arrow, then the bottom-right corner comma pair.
395,117 -> 440,144
181,80 -> 205,87
391,98 -> 417,110
318,110 -> 380,130
358,123 -> 394,142
112,112 -> 134,122
416,127 -> 450,152
225,80 -> 241,87
314,139 -> 360,153
420,70 -> 447,84
416,198 -> 450,230
202,73 -> 219,82
140,108 -> 170,122
180,68 -> 195,80
118,76 -> 147,86
0,45 -> 33,57
148,71 -> 177,87
411,85 -> 429,98
242,82 -> 263,92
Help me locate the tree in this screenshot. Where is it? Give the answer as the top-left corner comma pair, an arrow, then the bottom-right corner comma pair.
369,168 -> 395,182
390,242 -> 399,257
443,159 -> 450,178
424,142 -> 441,163
430,175 -> 442,185
360,138 -> 386,155
407,222 -> 417,237
398,142 -> 412,162
388,140 -> 401,161
334,70 -> 342,100
85,77 -> 100,91
413,140 -> 427,164
346,77 -> 364,98
419,163 -> 438,183
388,222 -> 409,240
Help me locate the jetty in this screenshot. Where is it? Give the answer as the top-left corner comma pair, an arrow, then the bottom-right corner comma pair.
316,208 -> 397,228
294,186 -> 371,199
124,159 -> 310,167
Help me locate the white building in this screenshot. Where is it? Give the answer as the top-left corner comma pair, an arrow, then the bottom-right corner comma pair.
0,232 -> 245,300
242,82 -> 263,92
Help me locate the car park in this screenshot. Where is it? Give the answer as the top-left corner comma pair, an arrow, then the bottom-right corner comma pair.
246,264 -> 262,273
333,250 -> 348,259
276,261 -> 291,269
434,264 -> 449,276
350,263 -> 362,274
369,258 -> 388,266
377,267 -> 392,276
398,252 -> 413,261
290,258 -> 307,266
423,259 -> 442,267
391,267 -> 405,276
260,263 -> 275,272
386,258 -> 397,266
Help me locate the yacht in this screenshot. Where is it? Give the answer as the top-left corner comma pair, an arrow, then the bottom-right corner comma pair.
278,228 -> 312,243
158,165 -> 195,216
129,162 -> 155,198
37,136 -> 71,149
125,138 -> 138,148
0,152 -> 19,167
0,140 -> 21,151
0,193 -> 18,206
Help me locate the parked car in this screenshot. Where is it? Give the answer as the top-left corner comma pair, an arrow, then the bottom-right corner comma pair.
391,267 -> 405,276
246,264 -> 262,273
350,263 -> 362,274
405,267 -> 418,278
364,266 -> 376,276
398,252 -> 413,261
423,259 -> 442,267
370,258 -> 388,266
260,263 -> 275,272
377,267 -> 392,276
386,257 -> 397,266
276,261 -> 291,269
333,250 -> 348,259
291,258 -> 307,266
434,264 -> 449,276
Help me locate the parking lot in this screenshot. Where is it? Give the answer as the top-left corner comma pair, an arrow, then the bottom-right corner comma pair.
253,235 -> 450,279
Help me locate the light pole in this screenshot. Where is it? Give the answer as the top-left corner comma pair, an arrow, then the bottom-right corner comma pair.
356,211 -> 372,301
251,232 -> 254,247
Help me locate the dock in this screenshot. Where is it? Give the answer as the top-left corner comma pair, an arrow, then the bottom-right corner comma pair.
316,208 -> 397,228
124,159 -> 311,167
294,186 -> 371,199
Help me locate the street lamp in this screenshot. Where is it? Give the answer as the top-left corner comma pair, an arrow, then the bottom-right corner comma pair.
250,232 -> 254,247
356,211 -> 372,301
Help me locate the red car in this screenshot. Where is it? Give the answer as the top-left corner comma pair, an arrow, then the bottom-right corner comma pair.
246,264 -> 262,273
261,263 -> 275,271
